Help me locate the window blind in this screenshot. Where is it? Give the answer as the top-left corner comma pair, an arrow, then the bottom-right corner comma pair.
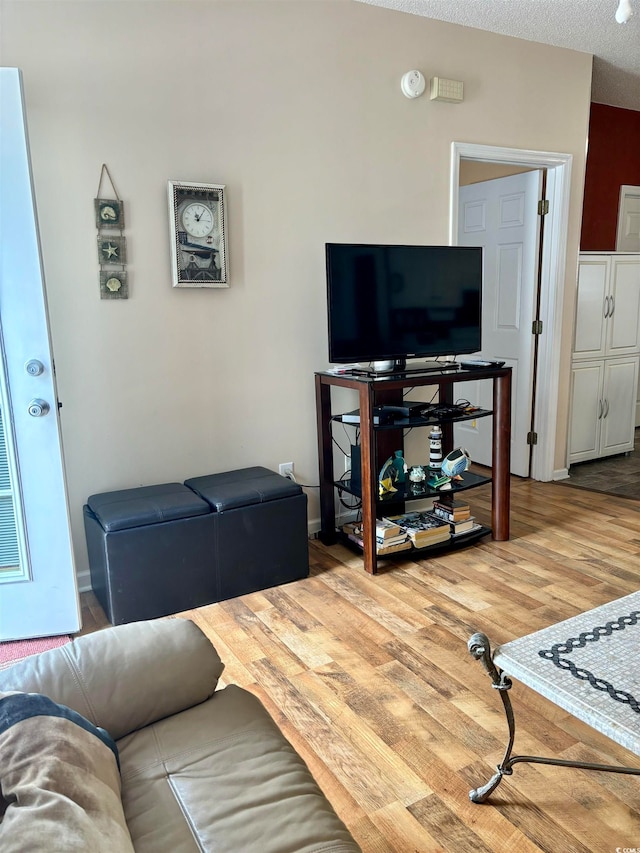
0,407 -> 20,569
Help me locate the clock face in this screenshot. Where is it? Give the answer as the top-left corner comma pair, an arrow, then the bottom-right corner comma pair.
182,203 -> 214,238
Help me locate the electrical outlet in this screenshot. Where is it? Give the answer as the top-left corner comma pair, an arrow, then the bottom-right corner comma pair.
344,454 -> 351,474
279,461 -> 294,479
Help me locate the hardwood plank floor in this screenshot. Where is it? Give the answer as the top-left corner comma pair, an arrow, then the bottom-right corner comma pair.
78,478 -> 640,852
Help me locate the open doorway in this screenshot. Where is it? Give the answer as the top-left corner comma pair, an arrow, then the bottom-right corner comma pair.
450,143 -> 573,482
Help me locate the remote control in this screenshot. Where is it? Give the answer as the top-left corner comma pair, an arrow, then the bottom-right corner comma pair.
460,358 -> 505,369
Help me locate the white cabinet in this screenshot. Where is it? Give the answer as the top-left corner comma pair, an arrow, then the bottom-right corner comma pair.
573,254 -> 640,359
569,357 -> 639,463
569,253 -> 640,464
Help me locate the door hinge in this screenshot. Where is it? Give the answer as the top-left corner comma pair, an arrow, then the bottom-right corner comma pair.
527,431 -> 538,446
538,199 -> 549,216
532,319 -> 543,335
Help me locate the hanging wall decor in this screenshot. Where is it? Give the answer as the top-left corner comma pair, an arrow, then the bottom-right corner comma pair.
95,164 -> 128,299
167,181 -> 228,288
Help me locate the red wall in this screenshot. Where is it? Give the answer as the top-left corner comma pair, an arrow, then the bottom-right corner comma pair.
580,104 -> 640,251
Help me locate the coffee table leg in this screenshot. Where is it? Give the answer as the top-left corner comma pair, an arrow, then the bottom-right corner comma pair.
467,632 -> 517,803
467,631 -> 640,804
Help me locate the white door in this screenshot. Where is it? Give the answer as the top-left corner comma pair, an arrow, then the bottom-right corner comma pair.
573,257 -> 609,358
616,186 -> 640,252
608,257 -> 640,356
568,360 -> 604,463
454,170 -> 543,477
600,357 -> 639,456
0,68 -> 79,640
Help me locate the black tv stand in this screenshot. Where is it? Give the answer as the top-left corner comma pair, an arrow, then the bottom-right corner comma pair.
315,364 -> 512,575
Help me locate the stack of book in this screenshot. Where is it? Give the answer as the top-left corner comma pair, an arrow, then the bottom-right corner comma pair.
384,511 -> 451,548
374,518 -> 412,554
342,519 -> 411,555
430,496 -> 481,536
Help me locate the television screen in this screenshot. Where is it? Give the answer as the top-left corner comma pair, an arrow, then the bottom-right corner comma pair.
326,243 -> 482,365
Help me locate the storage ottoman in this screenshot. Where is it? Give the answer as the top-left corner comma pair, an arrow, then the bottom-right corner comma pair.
184,466 -> 309,601
83,483 -> 217,625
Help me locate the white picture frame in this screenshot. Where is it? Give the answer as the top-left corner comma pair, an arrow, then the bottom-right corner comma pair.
167,180 -> 228,288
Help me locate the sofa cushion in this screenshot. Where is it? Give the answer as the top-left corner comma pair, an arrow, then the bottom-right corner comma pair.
0,619 -> 224,740
117,684 -> 360,853
0,691 -> 134,852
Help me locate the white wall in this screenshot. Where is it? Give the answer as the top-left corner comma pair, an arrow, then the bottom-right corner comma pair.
1,0 -> 593,581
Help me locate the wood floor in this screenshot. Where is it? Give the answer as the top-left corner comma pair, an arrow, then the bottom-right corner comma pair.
79,478 -> 640,852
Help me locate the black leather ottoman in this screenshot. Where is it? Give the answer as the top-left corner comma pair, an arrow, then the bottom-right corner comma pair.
184,466 -> 309,602
83,483 -> 217,625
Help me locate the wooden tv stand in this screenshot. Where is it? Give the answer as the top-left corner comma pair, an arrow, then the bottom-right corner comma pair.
315,364 -> 512,574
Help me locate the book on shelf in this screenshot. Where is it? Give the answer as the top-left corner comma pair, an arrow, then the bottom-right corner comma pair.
450,522 -> 483,538
342,522 -> 412,555
433,496 -> 470,510
373,537 -> 412,555
431,499 -> 471,522
425,511 -> 476,535
377,533 -> 410,547
375,518 -> 403,539
385,511 -> 451,547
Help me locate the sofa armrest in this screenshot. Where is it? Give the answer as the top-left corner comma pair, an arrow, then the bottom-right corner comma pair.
0,619 -> 224,740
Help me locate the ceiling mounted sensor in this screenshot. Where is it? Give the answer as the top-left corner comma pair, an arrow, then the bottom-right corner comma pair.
615,0 -> 633,22
400,70 -> 426,98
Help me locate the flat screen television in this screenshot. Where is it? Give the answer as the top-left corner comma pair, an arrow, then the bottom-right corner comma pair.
326,243 -> 482,370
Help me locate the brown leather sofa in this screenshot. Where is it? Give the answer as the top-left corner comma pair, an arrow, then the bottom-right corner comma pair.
0,618 -> 360,852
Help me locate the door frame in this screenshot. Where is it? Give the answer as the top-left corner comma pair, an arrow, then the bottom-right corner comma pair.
450,142 -> 573,482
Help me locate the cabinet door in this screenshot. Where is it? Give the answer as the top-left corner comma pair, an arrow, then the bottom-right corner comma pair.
568,360 -> 604,463
600,357 -> 639,456
607,257 -> 640,356
574,258 -> 608,359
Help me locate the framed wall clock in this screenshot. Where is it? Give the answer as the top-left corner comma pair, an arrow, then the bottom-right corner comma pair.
167,181 -> 228,288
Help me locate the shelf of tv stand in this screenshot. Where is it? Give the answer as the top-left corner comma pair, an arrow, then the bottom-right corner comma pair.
336,469 -> 491,501
315,364 -> 512,575
338,523 -> 493,561
332,407 -> 493,430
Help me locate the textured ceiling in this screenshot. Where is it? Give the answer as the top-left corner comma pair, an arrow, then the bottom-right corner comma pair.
358,0 -> 640,111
